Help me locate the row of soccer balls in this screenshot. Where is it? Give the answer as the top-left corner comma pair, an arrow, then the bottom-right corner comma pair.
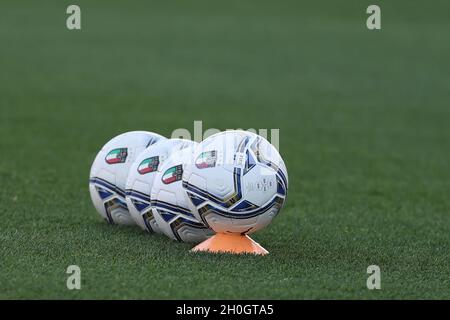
89,130 -> 289,243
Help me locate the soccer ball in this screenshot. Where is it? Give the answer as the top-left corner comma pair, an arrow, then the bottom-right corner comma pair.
151,146 -> 214,242
182,130 -> 288,234
89,131 -> 166,225
125,139 -> 196,233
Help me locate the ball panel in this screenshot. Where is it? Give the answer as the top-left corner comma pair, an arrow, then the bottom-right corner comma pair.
241,164 -> 277,207
198,207 -> 233,233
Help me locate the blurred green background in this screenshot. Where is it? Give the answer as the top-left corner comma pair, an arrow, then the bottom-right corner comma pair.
0,0 -> 449,299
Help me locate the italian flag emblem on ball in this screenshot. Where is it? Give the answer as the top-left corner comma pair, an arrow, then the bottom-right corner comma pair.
138,157 -> 159,174
162,165 -> 183,184
105,148 -> 128,164
195,150 -> 217,169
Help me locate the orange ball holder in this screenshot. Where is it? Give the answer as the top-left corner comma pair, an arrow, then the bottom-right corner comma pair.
191,233 -> 269,255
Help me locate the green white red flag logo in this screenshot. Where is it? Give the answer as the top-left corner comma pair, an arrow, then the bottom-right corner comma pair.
195,150 -> 217,169
162,165 -> 183,184
138,156 -> 159,175
105,148 -> 128,164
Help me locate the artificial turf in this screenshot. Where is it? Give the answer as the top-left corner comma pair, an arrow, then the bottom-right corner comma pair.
0,0 -> 449,299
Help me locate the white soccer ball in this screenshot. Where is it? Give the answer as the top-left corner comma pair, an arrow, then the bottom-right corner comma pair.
151,146 -> 214,242
125,139 -> 196,233
89,131 -> 166,225
182,130 -> 288,234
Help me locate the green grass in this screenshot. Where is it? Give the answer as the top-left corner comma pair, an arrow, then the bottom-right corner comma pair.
0,0 -> 449,299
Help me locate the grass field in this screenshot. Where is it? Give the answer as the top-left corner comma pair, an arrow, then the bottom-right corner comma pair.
0,0 -> 449,299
